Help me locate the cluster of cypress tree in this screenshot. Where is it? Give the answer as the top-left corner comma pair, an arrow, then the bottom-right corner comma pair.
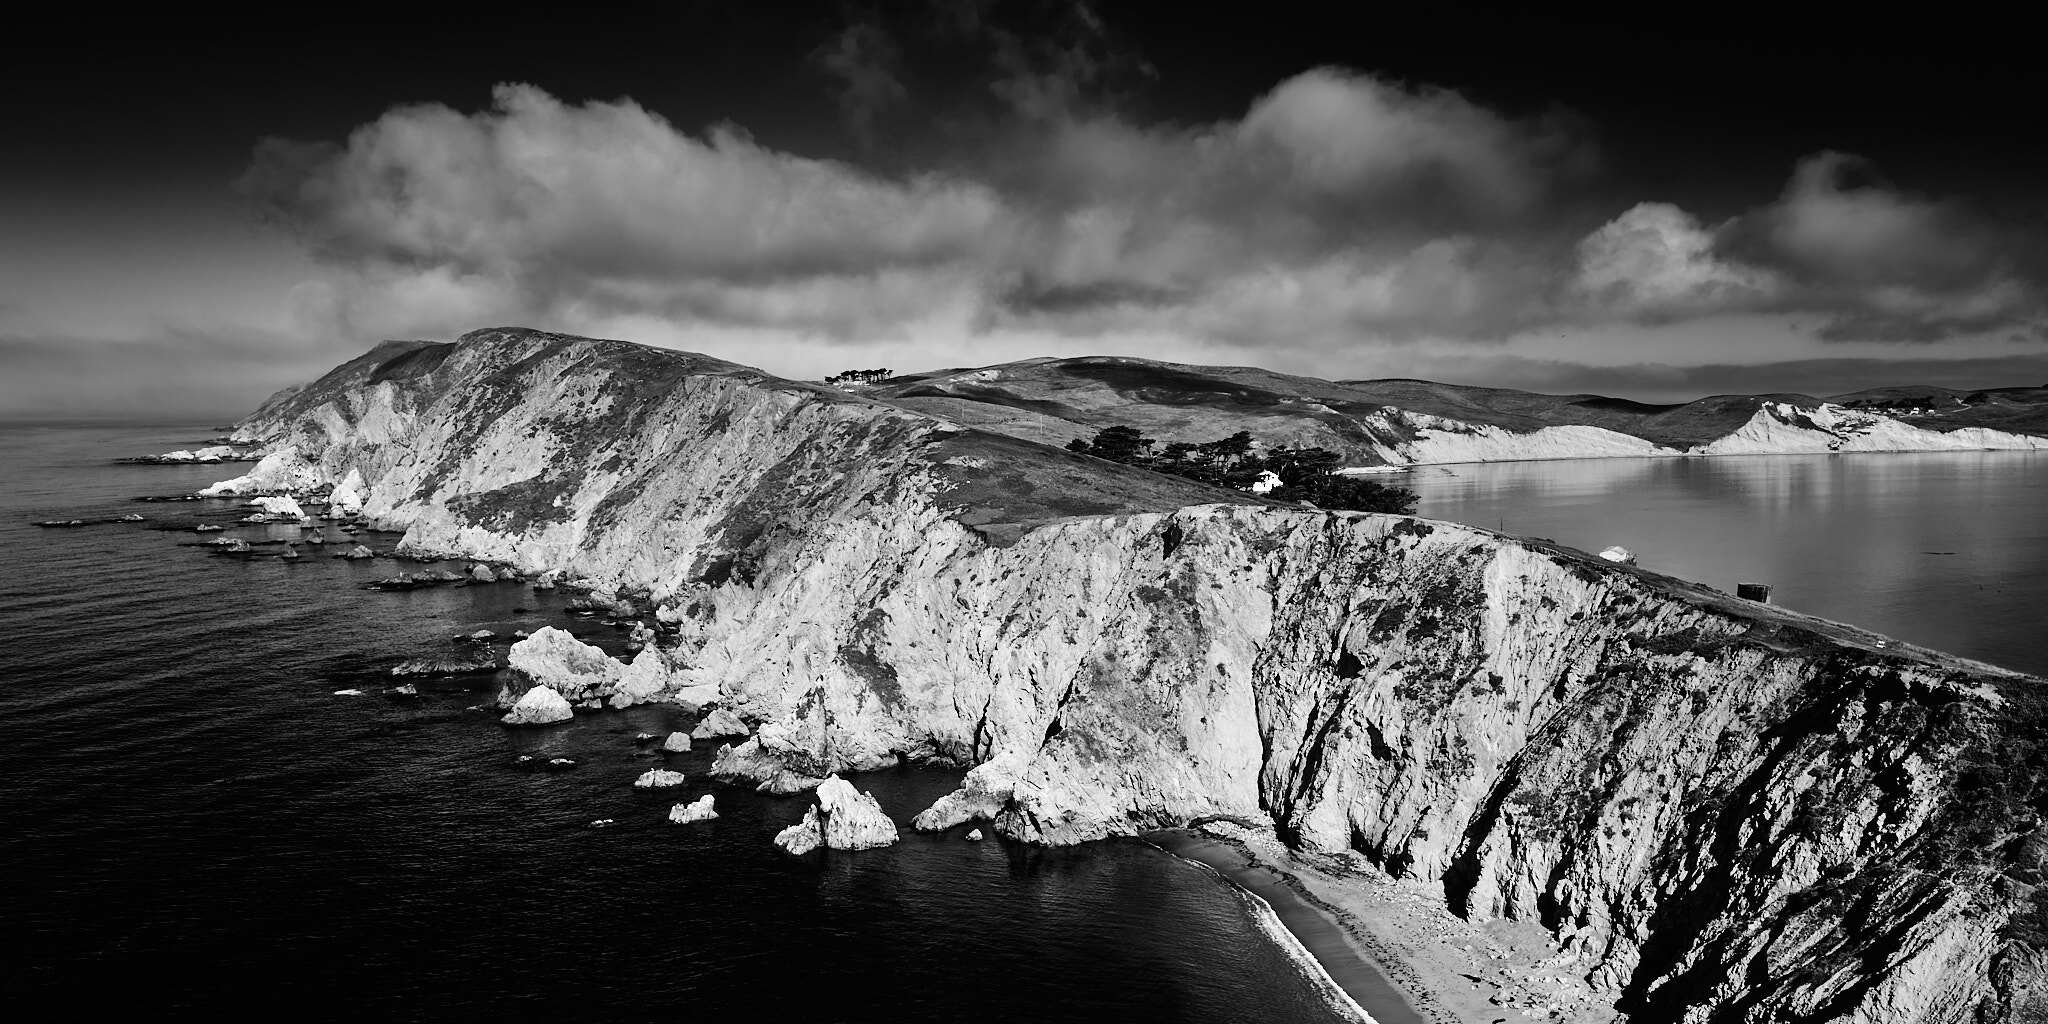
1065,426 -> 1418,514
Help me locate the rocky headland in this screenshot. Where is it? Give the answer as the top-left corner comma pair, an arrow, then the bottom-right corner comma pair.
202,327 -> 2048,1023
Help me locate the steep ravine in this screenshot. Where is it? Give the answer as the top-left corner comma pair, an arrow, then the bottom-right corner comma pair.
214,328 -> 2048,1023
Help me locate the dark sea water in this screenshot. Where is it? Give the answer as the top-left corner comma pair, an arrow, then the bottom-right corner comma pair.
1407,451 -> 2048,677
0,423 -> 1358,1023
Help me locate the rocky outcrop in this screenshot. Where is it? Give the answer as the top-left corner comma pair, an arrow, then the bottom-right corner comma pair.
214,328 -> 2048,1023
506,627 -> 620,702
690,708 -> 750,740
632,768 -> 686,790
500,686 -> 573,726
774,775 -> 900,854
669,794 -> 717,824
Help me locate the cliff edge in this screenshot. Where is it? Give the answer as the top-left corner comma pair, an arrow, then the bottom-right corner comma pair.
213,327 -> 2048,1024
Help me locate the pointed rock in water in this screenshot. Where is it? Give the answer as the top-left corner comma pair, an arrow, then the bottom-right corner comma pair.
632,768 -> 687,790
690,708 -> 750,740
774,807 -> 824,856
608,647 -> 672,709
660,731 -> 692,753
507,626 -> 622,703
965,829 -> 984,842
669,795 -> 718,824
775,775 -> 900,855
501,686 -> 574,727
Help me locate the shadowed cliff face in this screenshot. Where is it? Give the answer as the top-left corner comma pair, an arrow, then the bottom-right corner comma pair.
218,327 -> 2048,1024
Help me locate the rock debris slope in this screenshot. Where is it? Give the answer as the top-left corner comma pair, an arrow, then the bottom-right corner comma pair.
218,327 -> 2048,1023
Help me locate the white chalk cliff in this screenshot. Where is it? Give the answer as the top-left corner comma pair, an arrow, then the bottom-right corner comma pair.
216,328 -> 2048,1023
1355,402 -> 2048,466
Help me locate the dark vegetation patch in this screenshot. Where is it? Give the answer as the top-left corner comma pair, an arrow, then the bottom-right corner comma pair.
367,342 -> 455,383
1060,360 -> 1292,408
924,427 -> 1269,542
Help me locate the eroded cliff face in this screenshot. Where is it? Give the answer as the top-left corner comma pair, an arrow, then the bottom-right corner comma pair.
219,328 -> 2048,1024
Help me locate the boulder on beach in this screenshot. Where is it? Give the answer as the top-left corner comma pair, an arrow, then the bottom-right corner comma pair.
669,795 -> 718,824
661,731 -> 692,753
501,685 -> 575,726
775,775 -> 899,855
691,708 -> 750,740
633,768 -> 687,790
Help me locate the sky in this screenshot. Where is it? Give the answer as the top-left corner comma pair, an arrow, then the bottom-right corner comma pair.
5,0 -> 2047,418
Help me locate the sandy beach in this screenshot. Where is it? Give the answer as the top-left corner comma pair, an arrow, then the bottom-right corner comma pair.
1149,822 -> 1610,1024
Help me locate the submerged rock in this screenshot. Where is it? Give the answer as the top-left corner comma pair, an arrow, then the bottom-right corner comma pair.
632,768 -> 687,790
690,708 -> 750,740
391,651 -> 499,677
500,686 -> 574,726
668,794 -> 718,824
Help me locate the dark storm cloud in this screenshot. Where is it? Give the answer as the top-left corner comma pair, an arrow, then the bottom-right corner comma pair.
811,16 -> 907,143
1428,351 -> 2048,404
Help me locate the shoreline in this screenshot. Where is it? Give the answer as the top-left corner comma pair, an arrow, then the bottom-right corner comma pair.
1147,823 -> 1606,1024
1348,443 -> 2048,473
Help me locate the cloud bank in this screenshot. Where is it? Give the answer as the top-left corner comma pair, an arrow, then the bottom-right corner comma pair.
235,71 -> 2046,384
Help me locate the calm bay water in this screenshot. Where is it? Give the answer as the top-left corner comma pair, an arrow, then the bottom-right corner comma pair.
1407,451 -> 2048,677
0,423 -> 1353,1022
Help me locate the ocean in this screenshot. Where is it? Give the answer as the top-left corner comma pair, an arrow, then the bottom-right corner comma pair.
0,422 -> 1367,1022
1406,451 -> 2048,676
